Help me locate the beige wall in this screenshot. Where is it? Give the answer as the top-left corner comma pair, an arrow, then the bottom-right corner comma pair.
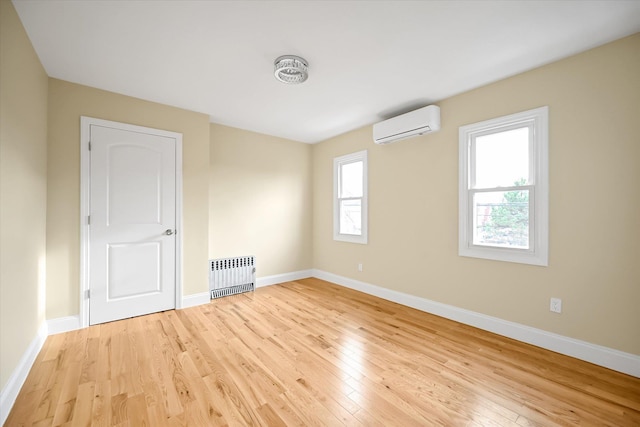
46,79 -> 210,318
0,1 -> 49,390
313,34 -> 640,355
209,124 -> 312,277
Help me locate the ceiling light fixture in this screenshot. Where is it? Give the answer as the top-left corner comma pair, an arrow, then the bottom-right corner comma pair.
274,55 -> 308,84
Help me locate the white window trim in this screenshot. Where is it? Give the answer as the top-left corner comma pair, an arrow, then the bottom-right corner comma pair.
333,150 -> 368,244
459,106 -> 549,266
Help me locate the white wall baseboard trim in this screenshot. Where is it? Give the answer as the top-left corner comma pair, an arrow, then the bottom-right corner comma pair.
47,315 -> 81,335
256,270 -> 313,288
43,270 -> 315,329
182,292 -> 210,309
311,269 -> 640,378
181,270 -> 314,309
0,321 -> 48,425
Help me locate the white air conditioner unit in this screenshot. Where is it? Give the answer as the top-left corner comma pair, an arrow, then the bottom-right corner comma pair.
373,105 -> 441,145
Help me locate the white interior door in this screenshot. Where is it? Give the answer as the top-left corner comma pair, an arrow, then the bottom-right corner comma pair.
89,123 -> 178,325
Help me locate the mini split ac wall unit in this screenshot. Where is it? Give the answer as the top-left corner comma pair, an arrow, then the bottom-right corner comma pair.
373,105 -> 441,144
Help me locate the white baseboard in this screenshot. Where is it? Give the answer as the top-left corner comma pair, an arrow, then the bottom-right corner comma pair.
311,269 -> 640,378
256,269 -> 313,288
0,321 -> 48,425
182,292 -> 210,308
47,315 -> 81,335
182,270 -> 314,308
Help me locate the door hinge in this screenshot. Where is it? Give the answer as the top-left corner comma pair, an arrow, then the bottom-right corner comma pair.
87,215 -> 91,225
88,141 -> 91,151
86,289 -> 90,299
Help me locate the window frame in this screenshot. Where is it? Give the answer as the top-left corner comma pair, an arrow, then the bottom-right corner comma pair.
459,106 -> 549,266
333,150 -> 368,244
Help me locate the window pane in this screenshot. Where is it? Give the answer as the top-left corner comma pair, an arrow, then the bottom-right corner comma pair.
340,199 -> 361,235
340,161 -> 363,198
474,127 -> 529,188
473,190 -> 529,249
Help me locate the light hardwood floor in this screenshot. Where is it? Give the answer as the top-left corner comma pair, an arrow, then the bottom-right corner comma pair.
6,278 -> 640,426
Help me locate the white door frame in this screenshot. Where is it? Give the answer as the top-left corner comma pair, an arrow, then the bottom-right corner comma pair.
79,116 -> 183,328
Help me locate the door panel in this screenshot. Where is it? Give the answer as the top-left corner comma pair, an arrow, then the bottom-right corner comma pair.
108,242 -> 161,299
107,145 -> 163,225
89,124 -> 177,325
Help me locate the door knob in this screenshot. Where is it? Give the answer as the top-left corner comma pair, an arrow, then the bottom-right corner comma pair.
165,229 -> 174,235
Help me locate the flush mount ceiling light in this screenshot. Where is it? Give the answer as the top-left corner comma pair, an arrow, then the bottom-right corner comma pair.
274,55 -> 308,84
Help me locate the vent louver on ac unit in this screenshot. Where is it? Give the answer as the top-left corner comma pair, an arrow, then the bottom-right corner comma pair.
373,105 -> 441,145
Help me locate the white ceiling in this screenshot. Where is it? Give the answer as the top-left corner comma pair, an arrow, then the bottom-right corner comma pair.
12,1 -> 640,143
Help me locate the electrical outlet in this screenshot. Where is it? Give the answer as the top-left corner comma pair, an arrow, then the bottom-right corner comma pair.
358,263 -> 363,272
550,297 -> 562,314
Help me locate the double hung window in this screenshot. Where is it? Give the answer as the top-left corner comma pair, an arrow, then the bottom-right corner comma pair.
459,107 -> 548,265
334,150 -> 368,244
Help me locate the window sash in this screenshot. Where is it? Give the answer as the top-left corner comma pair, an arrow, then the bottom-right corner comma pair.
339,198 -> 362,235
469,122 -> 535,190
469,186 -> 535,251
338,160 -> 363,198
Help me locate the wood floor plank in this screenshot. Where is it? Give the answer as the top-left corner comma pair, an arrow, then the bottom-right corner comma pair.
91,380 -> 112,427
255,403 -> 287,427
6,278 -> 640,426
71,381 -> 95,427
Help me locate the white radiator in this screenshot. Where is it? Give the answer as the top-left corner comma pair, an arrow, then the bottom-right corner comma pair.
209,256 -> 256,299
